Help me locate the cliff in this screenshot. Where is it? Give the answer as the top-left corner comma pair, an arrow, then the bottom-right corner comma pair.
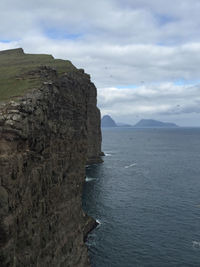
0,48 -> 103,266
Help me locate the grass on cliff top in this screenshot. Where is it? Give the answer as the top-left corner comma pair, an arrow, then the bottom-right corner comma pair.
0,48 -> 77,102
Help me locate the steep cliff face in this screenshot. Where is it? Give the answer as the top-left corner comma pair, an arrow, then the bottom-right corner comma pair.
0,49 -> 102,266
86,88 -> 103,164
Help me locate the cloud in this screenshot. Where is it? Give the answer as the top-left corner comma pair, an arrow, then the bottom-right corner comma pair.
1,0 -> 200,125
1,0 -> 200,87
97,82 -> 200,125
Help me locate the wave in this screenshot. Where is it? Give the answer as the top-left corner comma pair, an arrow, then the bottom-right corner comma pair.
124,163 -> 137,169
105,153 -> 112,156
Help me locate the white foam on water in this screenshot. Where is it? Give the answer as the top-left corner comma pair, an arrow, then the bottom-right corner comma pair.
85,177 -> 96,182
96,219 -> 101,225
104,150 -> 114,154
124,163 -> 137,169
192,241 -> 200,249
105,153 -> 112,156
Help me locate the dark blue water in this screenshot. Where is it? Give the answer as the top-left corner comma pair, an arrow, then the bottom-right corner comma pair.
82,128 -> 200,267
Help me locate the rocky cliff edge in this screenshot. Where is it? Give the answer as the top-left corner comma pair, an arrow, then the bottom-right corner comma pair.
0,48 -> 103,266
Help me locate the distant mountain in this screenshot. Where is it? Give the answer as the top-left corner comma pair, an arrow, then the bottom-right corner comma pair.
134,119 -> 178,128
101,115 -> 117,127
117,122 -> 132,127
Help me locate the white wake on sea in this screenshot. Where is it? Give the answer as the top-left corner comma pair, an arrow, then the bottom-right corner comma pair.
125,163 -> 137,168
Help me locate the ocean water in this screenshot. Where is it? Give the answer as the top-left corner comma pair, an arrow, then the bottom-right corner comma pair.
82,128 -> 200,267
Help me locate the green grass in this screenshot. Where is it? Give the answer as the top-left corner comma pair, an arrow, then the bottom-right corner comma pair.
0,48 -> 77,102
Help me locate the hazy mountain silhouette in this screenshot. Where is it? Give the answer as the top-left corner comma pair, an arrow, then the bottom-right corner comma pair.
134,119 -> 178,128
101,115 -> 117,127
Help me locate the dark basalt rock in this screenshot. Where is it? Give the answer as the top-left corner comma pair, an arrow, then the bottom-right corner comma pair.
83,216 -> 99,243
0,50 -> 103,267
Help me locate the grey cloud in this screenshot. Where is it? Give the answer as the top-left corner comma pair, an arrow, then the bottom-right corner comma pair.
1,0 -> 200,125
1,0 -> 200,43
97,83 -> 200,125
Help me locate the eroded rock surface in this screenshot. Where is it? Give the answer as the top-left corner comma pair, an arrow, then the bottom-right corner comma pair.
0,59 -> 102,266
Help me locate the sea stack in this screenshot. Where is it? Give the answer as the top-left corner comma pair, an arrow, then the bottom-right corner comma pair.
101,115 -> 117,127
0,48 -> 103,266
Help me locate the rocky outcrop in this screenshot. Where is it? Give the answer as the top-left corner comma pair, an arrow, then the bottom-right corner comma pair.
101,115 -> 117,127
0,51 -> 103,266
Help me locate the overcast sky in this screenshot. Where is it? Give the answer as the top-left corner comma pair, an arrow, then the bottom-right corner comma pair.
1,0 -> 200,126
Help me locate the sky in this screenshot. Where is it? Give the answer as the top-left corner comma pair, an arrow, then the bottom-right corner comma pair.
1,0 -> 200,126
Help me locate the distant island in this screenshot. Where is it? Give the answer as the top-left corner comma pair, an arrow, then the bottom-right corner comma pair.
134,119 -> 178,128
101,115 -> 117,127
101,115 -> 132,127
101,115 -> 179,128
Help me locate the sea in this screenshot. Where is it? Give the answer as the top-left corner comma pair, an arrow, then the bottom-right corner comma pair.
82,127 -> 200,267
